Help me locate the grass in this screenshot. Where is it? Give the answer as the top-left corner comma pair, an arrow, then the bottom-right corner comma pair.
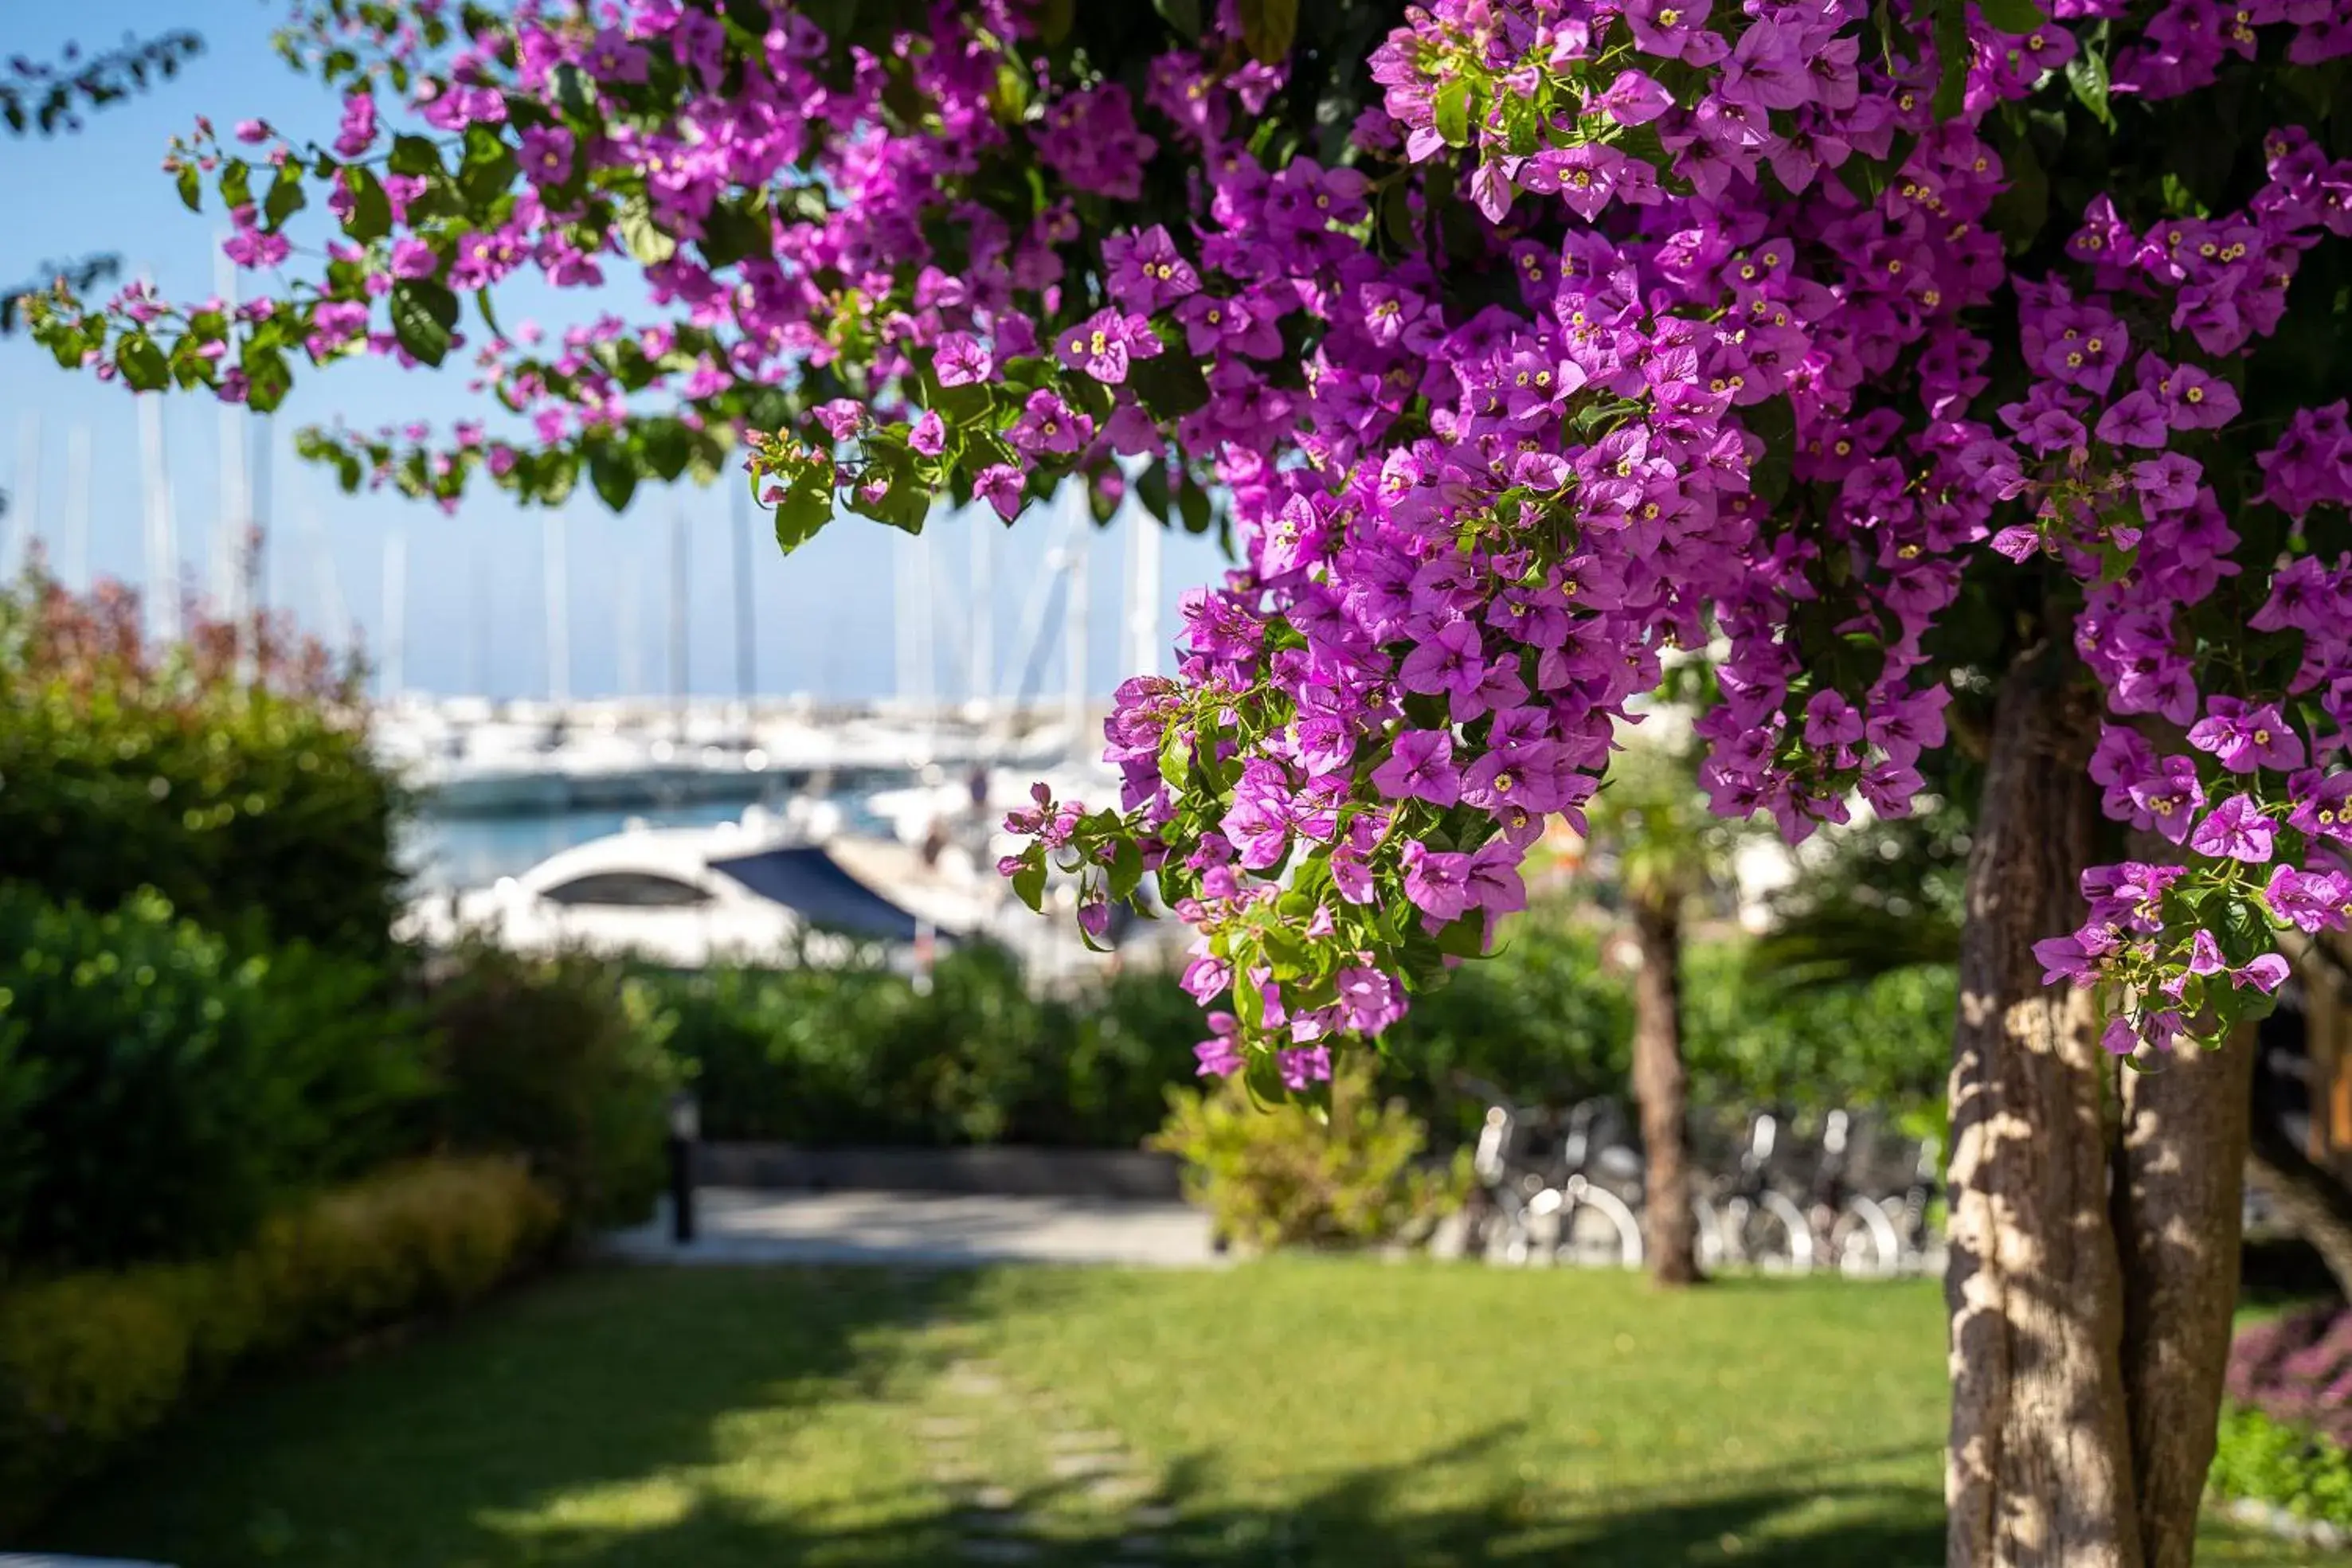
25,1259 -> 2339,1566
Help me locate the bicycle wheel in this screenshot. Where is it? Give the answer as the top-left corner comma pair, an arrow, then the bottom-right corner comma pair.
1693,1192 -> 1727,1270
1732,1191 -> 1815,1273
1556,1182 -> 1645,1268
1829,1195 -> 1904,1278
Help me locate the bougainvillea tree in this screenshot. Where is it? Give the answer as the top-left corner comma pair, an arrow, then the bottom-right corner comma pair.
23,0 -> 2352,1559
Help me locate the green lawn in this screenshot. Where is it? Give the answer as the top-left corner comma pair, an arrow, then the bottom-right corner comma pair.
27,1261 -> 2334,1566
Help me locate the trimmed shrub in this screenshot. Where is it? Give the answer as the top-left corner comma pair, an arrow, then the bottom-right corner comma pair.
0,572 -> 403,959
2209,1402 -> 2352,1528
2227,1304 -> 2352,1450
654,943 -> 1194,1150
424,943 -> 680,1230
0,1156 -> 560,1531
1150,1058 -> 1470,1252
0,886 -> 434,1272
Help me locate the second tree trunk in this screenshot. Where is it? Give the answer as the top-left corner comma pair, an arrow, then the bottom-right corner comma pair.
1633,896 -> 1699,1288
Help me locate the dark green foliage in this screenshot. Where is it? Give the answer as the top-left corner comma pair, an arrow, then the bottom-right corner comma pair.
654,917 -> 1954,1153
654,942 -> 1195,1149
0,886 -> 434,1273
0,575 -> 406,960
423,943 -> 681,1230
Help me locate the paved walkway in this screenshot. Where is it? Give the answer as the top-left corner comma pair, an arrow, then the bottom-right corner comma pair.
601,1187 -> 1222,1269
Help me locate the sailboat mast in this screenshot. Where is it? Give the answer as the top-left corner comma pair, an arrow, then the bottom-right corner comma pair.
64,425 -> 90,590
543,509 -> 570,705
139,393 -> 179,645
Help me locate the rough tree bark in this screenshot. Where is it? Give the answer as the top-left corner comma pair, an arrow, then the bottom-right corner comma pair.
2117,1032 -> 2254,1568
1631,896 -> 1699,1288
1946,648 -> 2260,1568
1946,650 -> 2140,1567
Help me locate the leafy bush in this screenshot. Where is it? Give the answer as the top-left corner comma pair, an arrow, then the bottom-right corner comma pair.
2209,1403 -> 2352,1527
653,942 -> 1195,1149
0,886 -> 433,1273
1380,920 -> 1634,1145
0,1157 -> 559,1532
2228,1305 -> 2352,1451
0,572 -> 404,958
424,942 -> 680,1230
1150,1058 -> 1469,1252
1683,943 -> 1955,1124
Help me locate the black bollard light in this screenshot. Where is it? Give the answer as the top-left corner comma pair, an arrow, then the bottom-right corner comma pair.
667,1089 -> 700,1245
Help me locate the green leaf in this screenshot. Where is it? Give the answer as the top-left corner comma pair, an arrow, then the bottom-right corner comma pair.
1153,0 -> 1203,40
219,159 -> 252,211
1238,0 -> 1297,64
1745,395 -> 1798,505
1931,0 -> 1971,123
1038,0 -> 1074,44
699,194 -> 773,269
1012,854 -> 1047,913
1126,339 -> 1210,421
1983,131 -> 2048,255
387,133 -> 442,178
175,162 -> 202,213
241,343 -> 292,413
386,279 -> 459,368
1975,0 -> 2045,34
550,62 -> 596,117
344,166 -> 392,244
587,444 -> 639,511
1433,77 -> 1473,148
2064,44 -> 2114,130
116,334 -> 168,392
639,420 -> 691,483
458,123 -> 518,209
1108,839 -> 1145,902
263,166 -> 307,230
1501,92 -> 1540,158
618,196 -> 679,265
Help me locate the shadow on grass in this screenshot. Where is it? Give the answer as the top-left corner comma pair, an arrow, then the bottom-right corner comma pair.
24,1262 -> 1949,1568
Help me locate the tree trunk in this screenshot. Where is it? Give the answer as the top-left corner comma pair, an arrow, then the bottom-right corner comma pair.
1631,896 -> 1698,1288
1946,650 -> 2141,1568
2116,1031 -> 2254,1568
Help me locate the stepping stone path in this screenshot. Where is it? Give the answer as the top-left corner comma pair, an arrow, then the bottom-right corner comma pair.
918,1357 -> 1179,1565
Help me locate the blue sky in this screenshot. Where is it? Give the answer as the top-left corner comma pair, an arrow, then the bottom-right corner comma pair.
0,0 -> 1228,701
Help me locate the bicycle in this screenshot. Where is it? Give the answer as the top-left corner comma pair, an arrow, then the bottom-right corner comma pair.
1456,1074 -> 1646,1269
1698,1108 -> 1815,1273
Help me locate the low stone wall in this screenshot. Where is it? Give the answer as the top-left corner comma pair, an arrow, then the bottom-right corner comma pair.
693,1143 -> 1185,1201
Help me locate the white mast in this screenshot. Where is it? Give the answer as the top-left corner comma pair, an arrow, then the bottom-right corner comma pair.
969,506 -> 994,712
668,506 -> 689,737
381,530 -> 407,699
730,477 -> 756,717
213,248 -> 247,620
6,413 -> 40,581
1063,489 -> 1089,750
617,571 -> 642,698
302,508 -> 349,648
63,425 -> 90,589
543,509 -> 570,705
1124,501 -> 1163,681
139,394 -> 179,644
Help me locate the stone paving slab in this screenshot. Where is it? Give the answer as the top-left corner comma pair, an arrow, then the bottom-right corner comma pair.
602,1188 -> 1220,1268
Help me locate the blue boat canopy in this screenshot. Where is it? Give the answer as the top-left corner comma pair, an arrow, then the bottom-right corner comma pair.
708,846 -> 935,944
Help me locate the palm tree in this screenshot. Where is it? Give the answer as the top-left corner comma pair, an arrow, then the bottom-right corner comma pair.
1582,731 -> 1740,1288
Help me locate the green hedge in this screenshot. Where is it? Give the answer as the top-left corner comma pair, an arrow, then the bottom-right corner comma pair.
2209,1403 -> 2352,1528
0,1156 -> 561,1531
651,922 -> 1954,1154
423,942 -> 681,1230
0,573 -> 404,959
0,886 -> 434,1272
1151,1056 -> 1470,1252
